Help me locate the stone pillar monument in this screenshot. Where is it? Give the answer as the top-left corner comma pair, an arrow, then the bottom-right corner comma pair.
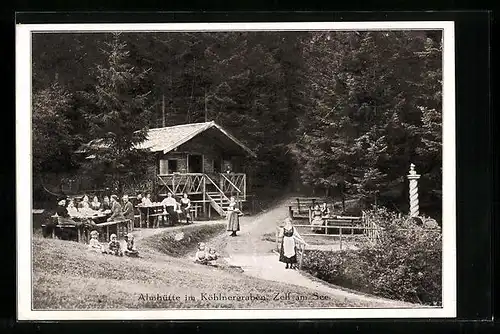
407,163 -> 421,217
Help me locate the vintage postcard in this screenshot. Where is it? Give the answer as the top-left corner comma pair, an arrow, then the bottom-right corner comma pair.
16,20 -> 456,320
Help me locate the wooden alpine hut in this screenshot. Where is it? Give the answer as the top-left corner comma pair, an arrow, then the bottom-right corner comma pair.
138,121 -> 256,218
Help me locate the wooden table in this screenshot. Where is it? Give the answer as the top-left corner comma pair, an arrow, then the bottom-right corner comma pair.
96,219 -> 132,242
136,203 -> 169,228
44,212 -> 113,243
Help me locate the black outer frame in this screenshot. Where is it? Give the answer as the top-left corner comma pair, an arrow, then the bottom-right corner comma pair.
6,10 -> 493,328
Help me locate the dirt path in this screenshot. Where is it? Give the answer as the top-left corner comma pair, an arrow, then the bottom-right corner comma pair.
204,197 -> 416,308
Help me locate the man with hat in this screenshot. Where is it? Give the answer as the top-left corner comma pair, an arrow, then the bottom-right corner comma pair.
122,195 -> 135,227
107,194 -> 125,222
55,197 -> 70,219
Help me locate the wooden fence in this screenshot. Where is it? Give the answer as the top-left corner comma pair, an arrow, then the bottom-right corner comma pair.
275,219 -> 441,270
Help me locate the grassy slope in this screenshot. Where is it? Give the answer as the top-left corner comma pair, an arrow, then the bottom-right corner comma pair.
33,236 -> 371,310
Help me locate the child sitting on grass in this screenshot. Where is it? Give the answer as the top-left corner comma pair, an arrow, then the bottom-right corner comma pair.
194,243 -> 219,265
123,233 -> 139,257
205,247 -> 219,265
88,230 -> 104,252
104,234 -> 123,256
195,242 -> 207,263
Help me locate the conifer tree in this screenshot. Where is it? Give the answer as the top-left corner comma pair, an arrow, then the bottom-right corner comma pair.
78,32 -> 153,193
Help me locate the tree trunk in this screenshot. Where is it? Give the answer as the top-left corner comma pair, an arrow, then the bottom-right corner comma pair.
341,190 -> 346,212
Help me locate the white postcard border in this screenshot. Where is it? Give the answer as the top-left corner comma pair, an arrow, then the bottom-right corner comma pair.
16,20 -> 456,320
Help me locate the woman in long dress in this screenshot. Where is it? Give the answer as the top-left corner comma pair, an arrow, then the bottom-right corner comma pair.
226,196 -> 241,237
279,218 -> 307,269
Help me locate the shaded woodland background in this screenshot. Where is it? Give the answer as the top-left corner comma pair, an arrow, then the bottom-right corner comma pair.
32,30 -> 442,217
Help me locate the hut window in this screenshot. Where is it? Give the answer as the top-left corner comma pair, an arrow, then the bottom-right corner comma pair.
168,160 -> 178,173
213,159 -> 221,172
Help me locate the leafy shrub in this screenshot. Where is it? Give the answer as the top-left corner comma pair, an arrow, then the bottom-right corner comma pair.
301,208 -> 442,305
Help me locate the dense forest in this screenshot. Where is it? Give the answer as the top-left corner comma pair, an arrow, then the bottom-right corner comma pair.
32,30 -> 442,216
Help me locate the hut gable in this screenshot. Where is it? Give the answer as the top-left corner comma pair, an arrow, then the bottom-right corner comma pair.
139,121 -> 256,157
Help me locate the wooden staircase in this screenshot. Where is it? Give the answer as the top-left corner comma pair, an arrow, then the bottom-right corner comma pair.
206,191 -> 231,217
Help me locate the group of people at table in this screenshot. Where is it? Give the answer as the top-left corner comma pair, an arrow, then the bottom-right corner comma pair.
137,192 -> 193,226
54,194 -> 135,224
53,192 -> 194,228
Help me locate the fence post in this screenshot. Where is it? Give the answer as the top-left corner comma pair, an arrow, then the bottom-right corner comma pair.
339,227 -> 343,250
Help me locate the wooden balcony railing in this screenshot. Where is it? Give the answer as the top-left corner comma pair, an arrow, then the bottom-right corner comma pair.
219,173 -> 246,200
157,173 -> 205,196
157,172 -> 246,200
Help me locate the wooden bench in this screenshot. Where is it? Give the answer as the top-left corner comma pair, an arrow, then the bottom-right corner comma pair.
147,212 -> 169,228
42,222 -> 87,243
42,216 -> 98,244
288,197 -> 330,219
190,204 -> 200,219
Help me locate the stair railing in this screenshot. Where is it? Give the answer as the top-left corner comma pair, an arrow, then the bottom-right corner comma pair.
204,174 -> 230,207
220,173 -> 244,207
205,192 -> 226,217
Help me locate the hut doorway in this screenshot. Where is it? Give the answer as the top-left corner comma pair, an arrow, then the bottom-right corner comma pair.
188,154 -> 203,173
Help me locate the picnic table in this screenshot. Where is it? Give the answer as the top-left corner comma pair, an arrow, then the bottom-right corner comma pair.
71,211 -> 110,222
96,219 -> 133,242
44,209 -> 132,243
136,203 -> 169,228
43,210 -> 113,243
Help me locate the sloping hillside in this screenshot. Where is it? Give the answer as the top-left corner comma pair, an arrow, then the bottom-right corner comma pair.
33,236 -> 373,310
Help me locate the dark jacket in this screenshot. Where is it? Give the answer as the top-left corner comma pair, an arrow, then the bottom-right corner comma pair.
122,201 -> 135,222
109,201 -> 125,221
56,205 -> 70,218
101,201 -> 111,211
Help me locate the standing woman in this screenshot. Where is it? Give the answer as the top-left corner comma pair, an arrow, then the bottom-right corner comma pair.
279,218 -> 307,269
179,193 -> 192,224
226,196 -> 241,237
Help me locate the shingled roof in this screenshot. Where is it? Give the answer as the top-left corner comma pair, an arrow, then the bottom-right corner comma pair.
138,121 -> 256,157
77,121 -> 256,157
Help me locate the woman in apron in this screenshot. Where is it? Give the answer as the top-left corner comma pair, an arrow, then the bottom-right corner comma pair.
226,196 -> 241,237
279,218 -> 307,269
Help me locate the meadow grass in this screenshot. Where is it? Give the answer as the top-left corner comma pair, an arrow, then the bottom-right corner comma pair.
32,235 -> 371,310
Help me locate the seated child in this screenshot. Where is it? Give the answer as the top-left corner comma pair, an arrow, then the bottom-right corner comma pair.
88,230 -> 104,252
195,242 -> 207,264
104,233 -> 123,256
205,247 -> 219,264
123,233 -> 139,257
